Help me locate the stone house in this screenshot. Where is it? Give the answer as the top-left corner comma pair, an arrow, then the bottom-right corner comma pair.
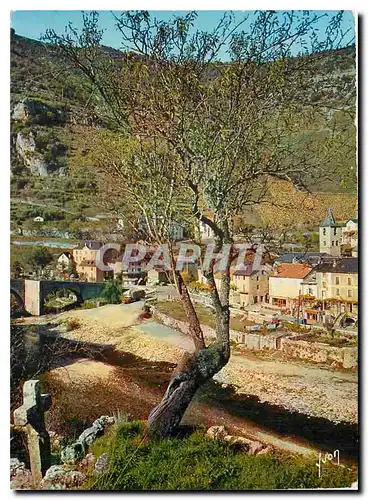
300,269 -> 318,298
341,218 -> 358,257
319,208 -> 345,257
168,221 -> 185,241
314,257 -> 358,314
197,211 -> 216,240
56,251 -> 73,272
73,241 -> 114,282
112,259 -> 146,282
147,268 -> 170,284
197,269 -> 223,289
199,221 -> 215,240
73,241 -> 104,266
232,265 -> 270,307
319,209 -> 358,258
268,263 -> 312,313
296,258 -> 358,325
77,260 -> 106,282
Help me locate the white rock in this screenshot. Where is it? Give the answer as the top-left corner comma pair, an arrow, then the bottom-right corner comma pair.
41,465 -> 86,490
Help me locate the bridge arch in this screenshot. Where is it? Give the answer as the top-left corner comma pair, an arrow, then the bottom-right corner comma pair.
41,285 -> 84,313
10,279 -> 111,316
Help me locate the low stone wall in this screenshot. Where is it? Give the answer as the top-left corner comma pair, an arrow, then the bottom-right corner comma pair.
343,348 -> 358,369
243,331 -> 289,350
280,337 -> 357,369
152,307 -> 239,342
152,307 -> 358,369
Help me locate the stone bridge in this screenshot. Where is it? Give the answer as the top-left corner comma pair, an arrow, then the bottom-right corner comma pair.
10,279 -> 111,316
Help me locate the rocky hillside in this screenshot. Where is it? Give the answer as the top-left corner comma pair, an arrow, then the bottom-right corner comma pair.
10,31 -> 357,229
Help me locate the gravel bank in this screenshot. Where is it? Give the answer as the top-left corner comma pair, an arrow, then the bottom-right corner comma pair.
25,304 -> 357,425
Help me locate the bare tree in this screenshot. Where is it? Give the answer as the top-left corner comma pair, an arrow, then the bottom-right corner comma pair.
43,10 -> 355,438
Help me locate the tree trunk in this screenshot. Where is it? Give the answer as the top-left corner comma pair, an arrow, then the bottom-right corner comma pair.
146,228 -> 231,439
146,344 -> 229,439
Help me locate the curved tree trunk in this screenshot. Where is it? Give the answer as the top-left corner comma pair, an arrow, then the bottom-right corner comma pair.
147,344 -> 229,439
146,237 -> 231,439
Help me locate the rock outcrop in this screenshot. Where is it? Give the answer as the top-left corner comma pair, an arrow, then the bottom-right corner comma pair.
16,132 -> 48,176
10,458 -> 33,490
12,99 -> 68,125
205,426 -> 272,456
15,131 -> 67,177
61,415 -> 115,464
40,465 -> 85,490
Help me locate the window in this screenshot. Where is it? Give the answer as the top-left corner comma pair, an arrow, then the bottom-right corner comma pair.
348,277 -> 352,286
322,281 -> 326,288
336,240 -> 339,246
334,228 -> 337,236
323,228 -> 326,235
348,290 -> 352,298
332,241 -> 334,246
256,276 -> 259,281
323,241 -> 326,246
257,285 -> 260,290
335,277 -> 340,285
336,289 -> 340,296
309,288 -> 313,295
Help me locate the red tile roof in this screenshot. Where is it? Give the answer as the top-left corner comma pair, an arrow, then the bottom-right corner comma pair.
272,263 -> 312,279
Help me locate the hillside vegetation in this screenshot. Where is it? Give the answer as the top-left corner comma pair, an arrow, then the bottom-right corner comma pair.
256,179 -> 357,228
10,30 -> 357,230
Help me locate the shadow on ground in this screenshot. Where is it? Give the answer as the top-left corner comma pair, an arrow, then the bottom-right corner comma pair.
11,322 -> 358,463
193,379 -> 358,462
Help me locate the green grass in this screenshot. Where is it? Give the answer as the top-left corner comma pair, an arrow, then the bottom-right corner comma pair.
86,422 -> 357,491
156,300 -> 254,332
79,298 -> 108,309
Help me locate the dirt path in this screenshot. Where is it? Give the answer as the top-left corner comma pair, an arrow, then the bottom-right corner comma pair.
56,301 -> 144,327
134,320 -> 357,425
50,358 -> 115,381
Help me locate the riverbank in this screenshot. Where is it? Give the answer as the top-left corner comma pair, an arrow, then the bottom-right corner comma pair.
14,302 -> 358,462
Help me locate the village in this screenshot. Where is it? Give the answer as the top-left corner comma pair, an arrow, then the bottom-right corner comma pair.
13,208 -> 358,332
9,9 -> 358,492
10,206 -> 359,377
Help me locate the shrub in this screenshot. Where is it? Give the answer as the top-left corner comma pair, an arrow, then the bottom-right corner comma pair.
79,298 -> 108,309
188,281 -> 211,294
65,318 -> 81,332
102,281 -> 123,304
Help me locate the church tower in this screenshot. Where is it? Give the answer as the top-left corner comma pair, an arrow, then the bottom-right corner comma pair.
319,208 -> 343,257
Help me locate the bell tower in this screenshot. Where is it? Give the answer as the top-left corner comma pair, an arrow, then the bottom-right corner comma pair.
319,208 -> 342,257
